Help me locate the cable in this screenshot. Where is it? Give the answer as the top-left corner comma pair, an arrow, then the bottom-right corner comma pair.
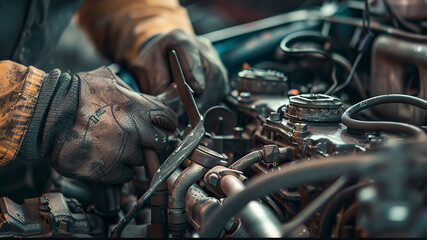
278,30 -> 332,60
331,52 -> 363,94
277,31 -> 347,96
332,52 -> 366,98
331,0 -> 373,95
341,94 -> 427,141
198,152 -> 381,237
281,175 -> 349,236
325,16 -> 427,42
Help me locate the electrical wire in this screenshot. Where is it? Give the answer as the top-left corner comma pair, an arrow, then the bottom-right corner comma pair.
341,94 -> 427,141
331,52 -> 363,95
330,0 -> 372,95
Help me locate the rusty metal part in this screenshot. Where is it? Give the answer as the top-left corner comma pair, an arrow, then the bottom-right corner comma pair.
185,185 -> 221,231
203,106 -> 237,135
112,61 -> 206,237
371,35 -> 427,125
284,94 -> 343,122
143,149 -> 169,238
0,193 -> 101,237
233,68 -> 288,95
188,145 -> 228,168
204,166 -> 246,197
168,162 -> 209,237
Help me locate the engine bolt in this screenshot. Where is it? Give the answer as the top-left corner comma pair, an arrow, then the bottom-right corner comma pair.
233,127 -> 244,138
39,197 -> 51,212
207,173 -> 219,187
270,112 -> 281,121
59,221 -> 69,233
294,123 -> 307,131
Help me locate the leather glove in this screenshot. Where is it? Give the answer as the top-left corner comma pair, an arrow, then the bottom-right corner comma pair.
18,67 -> 177,184
131,29 -> 230,113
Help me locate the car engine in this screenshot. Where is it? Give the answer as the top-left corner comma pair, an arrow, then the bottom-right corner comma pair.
1,0 -> 427,238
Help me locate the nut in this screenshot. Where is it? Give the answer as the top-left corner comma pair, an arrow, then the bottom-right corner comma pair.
262,145 -> 280,163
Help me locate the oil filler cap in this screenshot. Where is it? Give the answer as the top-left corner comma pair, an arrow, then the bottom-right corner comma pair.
284,94 -> 343,122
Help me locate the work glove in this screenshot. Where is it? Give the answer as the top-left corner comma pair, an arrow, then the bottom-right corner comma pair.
131,29 -> 230,113
18,67 -> 177,184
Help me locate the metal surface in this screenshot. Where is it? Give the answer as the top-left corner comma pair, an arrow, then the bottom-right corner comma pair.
371,35 -> 427,125
386,0 -> 427,20
112,50 -> 206,238
233,68 -> 288,95
219,174 -> 282,238
284,94 -> 343,122
0,193 -> 100,238
168,162 -> 208,237
188,145 -> 228,168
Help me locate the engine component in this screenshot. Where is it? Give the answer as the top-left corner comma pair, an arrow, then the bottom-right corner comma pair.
283,94 -> 343,122
371,35 -> 427,125
233,68 -> 288,95
0,193 -> 102,238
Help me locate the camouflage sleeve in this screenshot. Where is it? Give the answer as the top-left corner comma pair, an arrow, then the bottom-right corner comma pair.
0,60 -> 44,167
77,0 -> 194,66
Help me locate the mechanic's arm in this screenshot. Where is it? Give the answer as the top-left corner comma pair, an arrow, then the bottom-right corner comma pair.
0,60 -> 177,184
78,0 -> 230,112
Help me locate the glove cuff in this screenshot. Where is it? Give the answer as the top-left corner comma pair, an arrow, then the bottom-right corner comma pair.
17,69 -> 79,162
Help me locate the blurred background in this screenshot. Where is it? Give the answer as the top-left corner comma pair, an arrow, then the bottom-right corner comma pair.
38,0 -> 324,73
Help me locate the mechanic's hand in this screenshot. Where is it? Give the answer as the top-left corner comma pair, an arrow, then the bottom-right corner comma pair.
131,29 -> 230,112
53,67 -> 177,184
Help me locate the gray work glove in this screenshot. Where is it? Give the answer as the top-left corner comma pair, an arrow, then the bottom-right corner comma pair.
131,29 -> 230,113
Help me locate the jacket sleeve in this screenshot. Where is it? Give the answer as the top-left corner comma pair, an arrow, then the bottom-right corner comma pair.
0,60 -> 80,167
77,0 -> 194,66
0,60 -> 44,167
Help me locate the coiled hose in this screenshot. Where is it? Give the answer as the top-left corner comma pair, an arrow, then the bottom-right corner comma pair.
341,94 -> 427,141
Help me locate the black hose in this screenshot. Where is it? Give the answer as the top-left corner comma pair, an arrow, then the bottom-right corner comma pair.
198,153 -> 381,237
281,175 -> 349,236
278,30 -> 331,59
229,150 -> 263,171
341,94 -> 427,141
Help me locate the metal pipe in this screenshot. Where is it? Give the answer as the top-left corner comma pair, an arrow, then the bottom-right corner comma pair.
219,175 -> 282,238
144,149 -> 168,238
168,161 -> 209,237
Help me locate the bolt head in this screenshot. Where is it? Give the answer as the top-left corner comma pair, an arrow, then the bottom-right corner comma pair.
294,123 -> 307,131
263,145 -> 280,163
207,173 -> 219,187
270,112 -> 281,121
